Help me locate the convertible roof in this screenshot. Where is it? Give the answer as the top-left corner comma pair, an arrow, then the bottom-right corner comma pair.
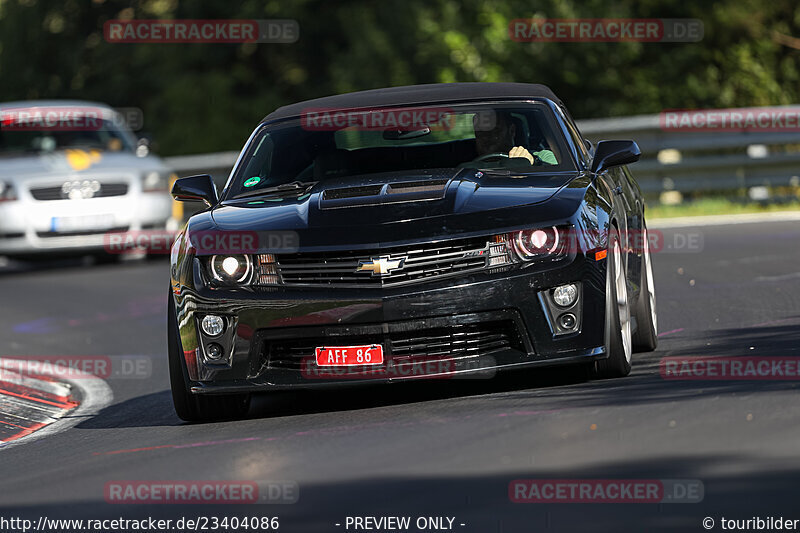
263,82 -> 563,122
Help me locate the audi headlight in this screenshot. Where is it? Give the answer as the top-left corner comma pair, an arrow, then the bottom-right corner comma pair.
207,254 -> 253,285
511,226 -> 567,261
142,171 -> 173,192
0,181 -> 17,202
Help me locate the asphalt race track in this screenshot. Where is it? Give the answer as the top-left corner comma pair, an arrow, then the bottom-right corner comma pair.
0,220 -> 799,532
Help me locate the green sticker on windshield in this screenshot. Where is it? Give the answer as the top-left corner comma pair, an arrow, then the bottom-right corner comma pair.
244,176 -> 261,187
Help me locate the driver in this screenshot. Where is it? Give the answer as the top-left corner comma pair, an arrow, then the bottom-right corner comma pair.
473,111 -> 535,164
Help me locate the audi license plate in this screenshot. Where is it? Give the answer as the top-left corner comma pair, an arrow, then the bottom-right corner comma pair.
50,214 -> 114,232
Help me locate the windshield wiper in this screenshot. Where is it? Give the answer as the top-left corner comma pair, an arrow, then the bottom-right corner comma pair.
474,168 -> 511,175
473,168 -> 541,177
231,181 -> 317,200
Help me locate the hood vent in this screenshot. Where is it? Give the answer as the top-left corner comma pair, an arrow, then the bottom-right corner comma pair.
320,178 -> 450,209
387,179 -> 448,196
323,185 -> 383,200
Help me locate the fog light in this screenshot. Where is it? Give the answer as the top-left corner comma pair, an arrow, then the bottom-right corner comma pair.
553,283 -> 578,307
558,313 -> 577,330
206,343 -> 224,360
201,315 -> 225,336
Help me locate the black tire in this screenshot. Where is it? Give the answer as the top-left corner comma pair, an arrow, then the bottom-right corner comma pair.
632,226 -> 658,352
592,226 -> 633,379
168,290 -> 251,422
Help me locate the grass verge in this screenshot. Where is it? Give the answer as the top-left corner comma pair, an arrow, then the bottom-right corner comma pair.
647,198 -> 800,219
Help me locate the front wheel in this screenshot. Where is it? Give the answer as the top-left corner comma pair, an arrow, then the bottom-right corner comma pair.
168,290 -> 251,422
592,226 -> 633,379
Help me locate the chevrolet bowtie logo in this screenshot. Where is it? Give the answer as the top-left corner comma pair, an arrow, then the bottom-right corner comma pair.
356,256 -> 407,277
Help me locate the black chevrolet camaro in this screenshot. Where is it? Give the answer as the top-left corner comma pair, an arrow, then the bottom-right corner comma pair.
168,83 -> 658,421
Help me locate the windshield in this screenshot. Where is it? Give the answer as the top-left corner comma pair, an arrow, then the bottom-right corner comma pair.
225,102 -> 575,199
0,114 -> 135,156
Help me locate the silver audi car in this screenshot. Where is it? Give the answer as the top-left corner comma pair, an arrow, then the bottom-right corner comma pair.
0,100 -> 175,258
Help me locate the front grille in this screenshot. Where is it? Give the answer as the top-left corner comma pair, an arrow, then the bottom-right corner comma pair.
259,235 -> 512,288
261,318 -> 525,372
390,323 -> 516,359
30,183 -> 129,201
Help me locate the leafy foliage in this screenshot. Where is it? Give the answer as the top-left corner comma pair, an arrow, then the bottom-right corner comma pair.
1,0 -> 798,154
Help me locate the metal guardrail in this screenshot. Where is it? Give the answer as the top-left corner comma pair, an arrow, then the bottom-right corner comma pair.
164,107 -> 800,197
164,152 -> 239,219
164,151 -> 239,188
579,109 -> 800,194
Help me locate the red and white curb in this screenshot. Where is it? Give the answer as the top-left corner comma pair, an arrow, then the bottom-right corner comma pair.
0,358 -> 112,448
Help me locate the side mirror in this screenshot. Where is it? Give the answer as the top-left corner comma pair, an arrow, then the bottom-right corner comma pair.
590,140 -> 641,174
171,174 -> 218,207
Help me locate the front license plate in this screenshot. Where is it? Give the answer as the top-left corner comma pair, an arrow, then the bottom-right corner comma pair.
51,214 -> 115,232
315,345 -> 384,366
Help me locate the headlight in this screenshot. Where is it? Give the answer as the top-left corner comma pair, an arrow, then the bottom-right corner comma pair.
142,171 -> 172,192
0,181 -> 17,202
511,226 -> 566,261
208,254 -> 253,284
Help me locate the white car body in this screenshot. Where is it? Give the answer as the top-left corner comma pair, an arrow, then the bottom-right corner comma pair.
0,100 -> 174,256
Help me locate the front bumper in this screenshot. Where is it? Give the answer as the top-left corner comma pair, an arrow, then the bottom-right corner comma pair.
0,193 -> 171,254
175,253 -> 608,393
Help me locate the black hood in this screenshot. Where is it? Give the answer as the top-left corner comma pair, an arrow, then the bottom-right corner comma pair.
205,169 -> 590,250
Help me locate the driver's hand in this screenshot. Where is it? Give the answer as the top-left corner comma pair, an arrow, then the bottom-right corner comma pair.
509,146 -> 534,164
